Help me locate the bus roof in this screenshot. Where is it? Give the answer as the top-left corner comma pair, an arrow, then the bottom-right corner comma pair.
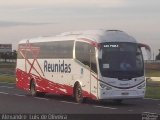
19,29 -> 137,44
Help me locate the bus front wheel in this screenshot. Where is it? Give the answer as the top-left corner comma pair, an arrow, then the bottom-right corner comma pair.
74,83 -> 84,103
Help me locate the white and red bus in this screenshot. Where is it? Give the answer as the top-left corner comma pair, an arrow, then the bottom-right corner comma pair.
16,30 -> 151,103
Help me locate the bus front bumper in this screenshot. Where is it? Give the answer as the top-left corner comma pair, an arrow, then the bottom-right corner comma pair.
98,89 -> 145,100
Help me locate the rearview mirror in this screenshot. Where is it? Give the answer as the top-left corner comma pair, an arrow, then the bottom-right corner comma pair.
138,43 -> 151,60
136,52 -> 141,56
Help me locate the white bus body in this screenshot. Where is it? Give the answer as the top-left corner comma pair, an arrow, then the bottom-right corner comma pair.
16,30 -> 151,102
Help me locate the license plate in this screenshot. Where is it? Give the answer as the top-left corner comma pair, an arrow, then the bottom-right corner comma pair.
121,92 -> 129,95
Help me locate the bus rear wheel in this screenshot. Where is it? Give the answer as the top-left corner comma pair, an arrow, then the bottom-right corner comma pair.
74,83 -> 84,103
30,81 -> 37,96
30,81 -> 45,97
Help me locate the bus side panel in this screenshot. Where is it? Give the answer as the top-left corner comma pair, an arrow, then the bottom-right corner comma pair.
16,68 -> 74,95
16,68 -> 30,91
16,58 -> 97,99
16,68 -> 97,99
36,76 -> 74,95
16,70 -> 74,96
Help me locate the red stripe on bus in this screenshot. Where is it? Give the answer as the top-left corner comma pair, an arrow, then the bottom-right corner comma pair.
16,68 -> 97,100
78,38 -> 101,49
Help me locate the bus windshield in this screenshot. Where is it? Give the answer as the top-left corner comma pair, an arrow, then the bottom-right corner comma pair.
99,42 -> 144,79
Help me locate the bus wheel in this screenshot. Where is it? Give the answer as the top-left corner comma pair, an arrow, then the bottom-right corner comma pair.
74,83 -> 83,103
30,81 -> 38,96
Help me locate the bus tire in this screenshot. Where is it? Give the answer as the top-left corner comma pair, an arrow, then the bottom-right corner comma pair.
30,80 -> 37,96
74,83 -> 84,103
30,81 -> 45,97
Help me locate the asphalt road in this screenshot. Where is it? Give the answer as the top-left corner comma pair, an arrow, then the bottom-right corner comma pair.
0,82 -> 160,120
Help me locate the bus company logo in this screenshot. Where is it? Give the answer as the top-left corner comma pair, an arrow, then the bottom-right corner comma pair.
44,60 -> 71,73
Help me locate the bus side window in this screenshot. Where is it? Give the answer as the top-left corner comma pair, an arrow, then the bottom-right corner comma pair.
32,41 -> 74,59
90,46 -> 97,73
75,42 -> 90,67
75,42 -> 97,73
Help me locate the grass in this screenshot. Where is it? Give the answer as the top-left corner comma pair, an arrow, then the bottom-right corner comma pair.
145,69 -> 160,77
0,62 -> 16,83
0,74 -> 16,83
145,86 -> 160,99
0,63 -> 16,68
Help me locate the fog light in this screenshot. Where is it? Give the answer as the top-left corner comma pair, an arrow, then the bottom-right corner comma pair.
106,86 -> 112,90
137,83 -> 145,89
100,82 -> 112,90
100,83 -> 106,88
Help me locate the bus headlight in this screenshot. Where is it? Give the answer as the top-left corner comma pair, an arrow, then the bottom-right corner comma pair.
106,86 -> 112,90
100,83 -> 106,88
137,82 -> 145,89
100,83 -> 112,90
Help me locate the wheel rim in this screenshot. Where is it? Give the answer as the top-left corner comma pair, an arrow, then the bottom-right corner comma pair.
75,85 -> 83,102
31,82 -> 36,95
77,86 -> 82,98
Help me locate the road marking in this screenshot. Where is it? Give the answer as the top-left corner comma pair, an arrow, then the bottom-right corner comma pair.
35,97 -> 49,100
60,101 -> 79,105
0,92 -> 26,97
60,100 -> 117,109
0,91 -> 118,110
14,94 -> 26,97
144,98 -> 160,101
0,82 -> 15,85
0,91 -> 9,95
143,112 -> 155,114
93,105 -> 117,110
0,86 -> 14,89
128,109 -> 133,112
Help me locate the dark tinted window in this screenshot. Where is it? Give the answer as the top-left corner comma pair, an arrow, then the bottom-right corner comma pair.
18,40 -> 74,59
99,42 -> 144,78
75,41 -> 97,73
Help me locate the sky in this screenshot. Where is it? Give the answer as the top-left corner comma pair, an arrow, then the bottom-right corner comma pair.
0,0 -> 159,59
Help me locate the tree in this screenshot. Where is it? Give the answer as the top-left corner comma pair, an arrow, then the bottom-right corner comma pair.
1,52 -> 8,62
12,50 -> 17,60
12,50 -> 17,62
0,52 -> 2,61
0,50 -> 17,62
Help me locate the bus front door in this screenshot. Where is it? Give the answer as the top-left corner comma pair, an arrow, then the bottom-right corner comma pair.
89,49 -> 98,100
